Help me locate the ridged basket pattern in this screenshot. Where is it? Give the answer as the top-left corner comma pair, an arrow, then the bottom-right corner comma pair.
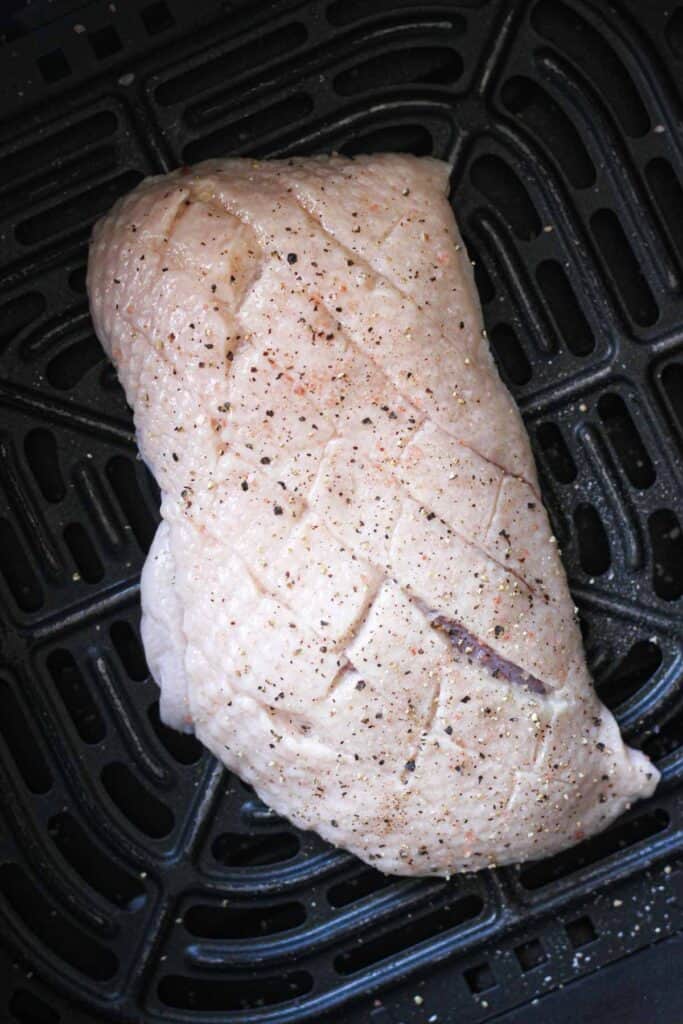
0,1 -> 682,1022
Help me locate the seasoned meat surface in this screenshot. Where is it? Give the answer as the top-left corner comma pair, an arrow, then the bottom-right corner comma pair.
88,155 -> 658,875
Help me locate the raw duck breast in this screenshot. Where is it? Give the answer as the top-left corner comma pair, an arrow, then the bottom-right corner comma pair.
87,155 -> 658,875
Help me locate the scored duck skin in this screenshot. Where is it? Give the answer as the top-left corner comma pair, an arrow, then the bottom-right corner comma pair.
87,154 -> 658,875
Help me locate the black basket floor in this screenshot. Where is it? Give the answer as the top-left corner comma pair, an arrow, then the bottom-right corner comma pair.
0,1 -> 682,1022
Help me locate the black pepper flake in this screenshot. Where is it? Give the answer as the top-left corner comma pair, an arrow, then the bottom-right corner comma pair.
404,759 -> 416,773
494,625 -> 505,637
596,741 -> 606,752
362,417 -> 373,425
426,512 -> 436,521
274,504 -> 284,516
330,819 -> 338,827
461,695 -> 471,704
241,480 -> 249,491
444,725 -> 453,735
266,409 -> 274,417
287,252 -> 298,264
261,456 -> 271,465
211,284 -> 217,293
171,452 -> 179,462
355,680 -> 366,691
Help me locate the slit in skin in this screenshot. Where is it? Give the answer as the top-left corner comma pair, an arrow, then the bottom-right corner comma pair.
458,440 -> 540,500
392,461 -> 539,599
263,701 -> 316,738
397,497 -> 538,600
399,677 -> 443,785
502,770 -> 523,815
374,212 -> 412,248
219,245 -> 269,324
206,177 -> 537,492
398,585 -> 548,783
281,188 -> 539,494
481,472 -> 504,540
320,658 -> 355,700
429,613 -> 547,695
318,573 -> 386,699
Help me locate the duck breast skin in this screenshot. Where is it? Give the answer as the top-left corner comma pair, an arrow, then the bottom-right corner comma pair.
87,154 -> 658,875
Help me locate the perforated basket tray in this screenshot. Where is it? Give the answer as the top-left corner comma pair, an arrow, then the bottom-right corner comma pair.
0,1 -> 682,1022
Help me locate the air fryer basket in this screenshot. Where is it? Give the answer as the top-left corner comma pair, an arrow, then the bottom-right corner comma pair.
0,1 -> 682,1022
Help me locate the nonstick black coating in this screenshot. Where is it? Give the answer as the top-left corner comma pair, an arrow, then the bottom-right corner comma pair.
0,1 -> 682,1022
